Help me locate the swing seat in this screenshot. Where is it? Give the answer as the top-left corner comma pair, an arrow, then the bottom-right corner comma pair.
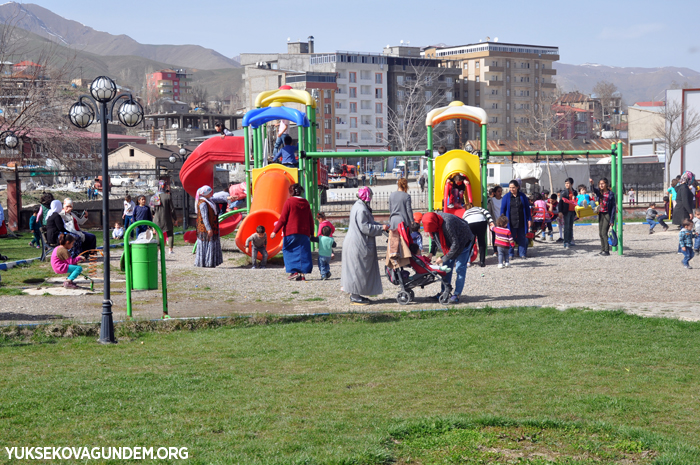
575,205 -> 597,218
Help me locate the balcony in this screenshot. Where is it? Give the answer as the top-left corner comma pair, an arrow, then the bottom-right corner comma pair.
485,80 -> 503,87
541,68 -> 556,75
485,66 -> 504,72
542,83 -> 557,89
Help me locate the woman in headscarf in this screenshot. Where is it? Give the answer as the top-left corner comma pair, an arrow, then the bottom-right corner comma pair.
271,183 -> 314,281
502,180 -> 533,258
194,185 -> 223,268
341,186 -> 388,305
38,192 -> 55,226
62,198 -> 97,255
423,211 -> 474,304
673,171 -> 695,227
151,179 -> 177,254
45,199 -> 67,246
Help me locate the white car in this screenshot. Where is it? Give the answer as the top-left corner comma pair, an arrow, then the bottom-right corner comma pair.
110,175 -> 132,187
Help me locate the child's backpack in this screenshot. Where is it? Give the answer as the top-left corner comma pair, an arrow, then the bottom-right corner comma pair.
608,228 -> 618,247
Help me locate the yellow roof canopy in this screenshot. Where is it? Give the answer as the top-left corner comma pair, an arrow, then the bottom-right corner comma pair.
255,87 -> 316,109
426,101 -> 488,127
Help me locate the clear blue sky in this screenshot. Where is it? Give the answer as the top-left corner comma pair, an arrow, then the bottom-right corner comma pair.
28,0 -> 700,70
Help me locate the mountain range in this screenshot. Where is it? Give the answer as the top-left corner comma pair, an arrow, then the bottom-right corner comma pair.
0,2 -> 698,109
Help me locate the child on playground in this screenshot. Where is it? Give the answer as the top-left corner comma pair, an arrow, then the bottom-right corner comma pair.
646,203 -> 668,234
245,225 -> 268,269
446,174 -> 468,209
628,187 -> 636,206
531,193 -> 548,239
28,206 -> 42,248
112,221 -> 124,240
123,195 -> 135,230
133,195 -> 152,237
409,222 -> 423,252
311,225 -> 336,280
576,185 -> 595,209
51,233 -> 85,289
693,209 -> 700,252
493,215 -> 515,269
549,193 -> 563,242
316,211 -> 335,237
679,219 -> 695,269
408,242 -> 451,273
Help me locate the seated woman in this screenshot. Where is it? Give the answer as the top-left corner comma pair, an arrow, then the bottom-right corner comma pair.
47,198 -> 96,257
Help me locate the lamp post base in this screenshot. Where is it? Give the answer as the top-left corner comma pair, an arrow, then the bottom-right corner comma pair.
98,300 -> 117,344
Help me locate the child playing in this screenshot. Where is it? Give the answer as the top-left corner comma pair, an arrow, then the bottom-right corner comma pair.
628,187 -> 636,206
316,211 -> 335,237
51,233 -> 85,289
576,185 -> 595,209
123,195 -> 135,230
409,222 -> 423,252
531,193 -> 548,240
446,174 -> 468,209
549,193 -> 563,242
693,209 -> 700,252
245,225 -> 268,269
112,221 -> 124,240
312,225 -> 336,279
493,215 -> 515,269
408,242 -> 451,273
28,206 -> 42,248
679,219 -> 695,269
646,203 -> 668,234
133,195 -> 152,237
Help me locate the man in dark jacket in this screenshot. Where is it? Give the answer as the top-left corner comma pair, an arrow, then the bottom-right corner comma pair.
590,177 -> 616,255
559,177 -> 577,248
500,180 -> 532,259
672,171 -> 695,227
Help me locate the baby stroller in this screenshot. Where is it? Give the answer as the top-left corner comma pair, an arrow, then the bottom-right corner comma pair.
385,222 -> 453,305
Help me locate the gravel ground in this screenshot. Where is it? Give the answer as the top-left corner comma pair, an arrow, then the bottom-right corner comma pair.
2,223 -> 699,324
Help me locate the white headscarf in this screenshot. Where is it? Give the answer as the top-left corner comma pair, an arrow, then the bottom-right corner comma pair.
196,185 -> 217,213
47,200 -> 63,217
63,198 -> 73,206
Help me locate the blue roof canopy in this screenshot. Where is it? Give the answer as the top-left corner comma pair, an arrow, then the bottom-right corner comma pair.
243,106 -> 310,129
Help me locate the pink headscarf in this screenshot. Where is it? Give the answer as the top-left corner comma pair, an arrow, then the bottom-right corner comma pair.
357,186 -> 373,203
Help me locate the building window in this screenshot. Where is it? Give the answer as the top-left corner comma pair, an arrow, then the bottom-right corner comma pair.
350,133 -> 358,143
492,130 -> 497,137
489,168 -> 495,177
336,132 -> 341,139
397,75 -> 404,84
324,119 -> 332,129
376,133 -> 383,143
507,116 -> 510,124
506,90 -> 510,97
397,104 -> 404,115
375,73 -> 383,84
445,91 -> 453,100
490,116 -> 498,123
506,102 -> 510,110
361,100 -> 371,110
361,70 -> 370,80
425,90 -> 432,99
446,77 -> 453,84
335,101 -> 341,109
507,76 -> 510,82
129,148 -> 134,157
535,63 -> 539,69
375,88 -> 382,98
475,62 -> 480,69
397,90 -> 405,99
375,103 -> 382,114
350,117 -> 357,128
350,102 -> 357,113
476,77 -> 479,83
541,63 -> 546,69
324,104 -> 332,115
463,63 -> 468,69
492,103 -> 498,109
375,117 -> 383,129
349,72 -> 356,83
476,90 -> 480,97
506,61 -> 510,68
535,77 -> 539,84
535,91 -> 538,97
324,134 -> 331,145
491,89 -> 497,95
349,87 -> 357,98
324,90 -> 332,99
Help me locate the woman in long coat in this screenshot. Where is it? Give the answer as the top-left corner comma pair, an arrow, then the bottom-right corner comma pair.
341,187 -> 388,305
672,171 -> 695,227
194,185 -> 223,268
271,183 -> 314,281
151,180 -> 177,254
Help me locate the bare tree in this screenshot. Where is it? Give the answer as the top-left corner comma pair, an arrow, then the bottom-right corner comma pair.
386,64 -> 454,176
190,85 -> 208,109
655,100 -> 700,185
525,91 -> 571,189
592,80 -> 620,133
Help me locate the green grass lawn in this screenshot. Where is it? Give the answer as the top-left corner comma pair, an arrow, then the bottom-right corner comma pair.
1,308 -> 699,464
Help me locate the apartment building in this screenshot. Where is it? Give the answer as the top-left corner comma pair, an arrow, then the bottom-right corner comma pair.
424,41 -> 559,141
383,45 -> 462,149
146,69 -> 191,106
242,38 -> 389,151
286,72 -> 338,151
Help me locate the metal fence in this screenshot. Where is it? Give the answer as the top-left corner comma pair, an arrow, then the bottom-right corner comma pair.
323,189 -> 429,213
622,185 -> 666,206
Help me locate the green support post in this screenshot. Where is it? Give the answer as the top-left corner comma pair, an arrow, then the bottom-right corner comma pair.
244,126 -> 252,212
610,143 -> 617,252
123,220 -> 169,319
257,127 -> 264,168
426,126 -> 434,212
616,141 -> 624,255
480,124 -> 489,208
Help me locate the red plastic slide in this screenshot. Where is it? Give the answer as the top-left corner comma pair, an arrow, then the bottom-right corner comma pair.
180,136 -> 245,237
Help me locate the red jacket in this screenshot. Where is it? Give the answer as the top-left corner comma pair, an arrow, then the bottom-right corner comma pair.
273,197 -> 314,237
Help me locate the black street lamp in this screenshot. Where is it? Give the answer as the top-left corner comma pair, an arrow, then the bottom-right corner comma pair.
68,76 -> 144,344
169,146 -> 190,232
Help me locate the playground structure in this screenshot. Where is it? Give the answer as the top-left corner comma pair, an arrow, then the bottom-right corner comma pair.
179,85 -> 626,256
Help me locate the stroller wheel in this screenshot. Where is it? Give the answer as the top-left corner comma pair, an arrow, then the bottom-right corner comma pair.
407,289 -> 415,301
438,292 -> 451,305
396,290 -> 411,305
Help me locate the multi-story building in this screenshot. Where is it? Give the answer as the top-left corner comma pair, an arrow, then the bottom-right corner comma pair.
383,45 -> 462,150
556,91 -> 623,134
146,69 -> 191,106
423,41 -> 559,141
242,38 -> 389,151
552,105 -> 594,140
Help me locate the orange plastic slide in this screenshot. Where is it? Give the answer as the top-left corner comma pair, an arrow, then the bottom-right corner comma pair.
234,165 -> 296,259
180,136 -> 245,237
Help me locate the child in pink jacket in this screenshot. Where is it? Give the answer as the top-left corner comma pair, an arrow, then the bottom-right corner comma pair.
51,234 -> 85,289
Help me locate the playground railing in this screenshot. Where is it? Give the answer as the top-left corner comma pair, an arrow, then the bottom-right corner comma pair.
323,189 -> 428,213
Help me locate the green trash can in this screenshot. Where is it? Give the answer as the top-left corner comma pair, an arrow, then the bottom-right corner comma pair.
131,243 -> 159,290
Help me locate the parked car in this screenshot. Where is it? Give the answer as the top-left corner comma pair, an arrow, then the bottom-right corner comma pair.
110,175 -> 133,187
